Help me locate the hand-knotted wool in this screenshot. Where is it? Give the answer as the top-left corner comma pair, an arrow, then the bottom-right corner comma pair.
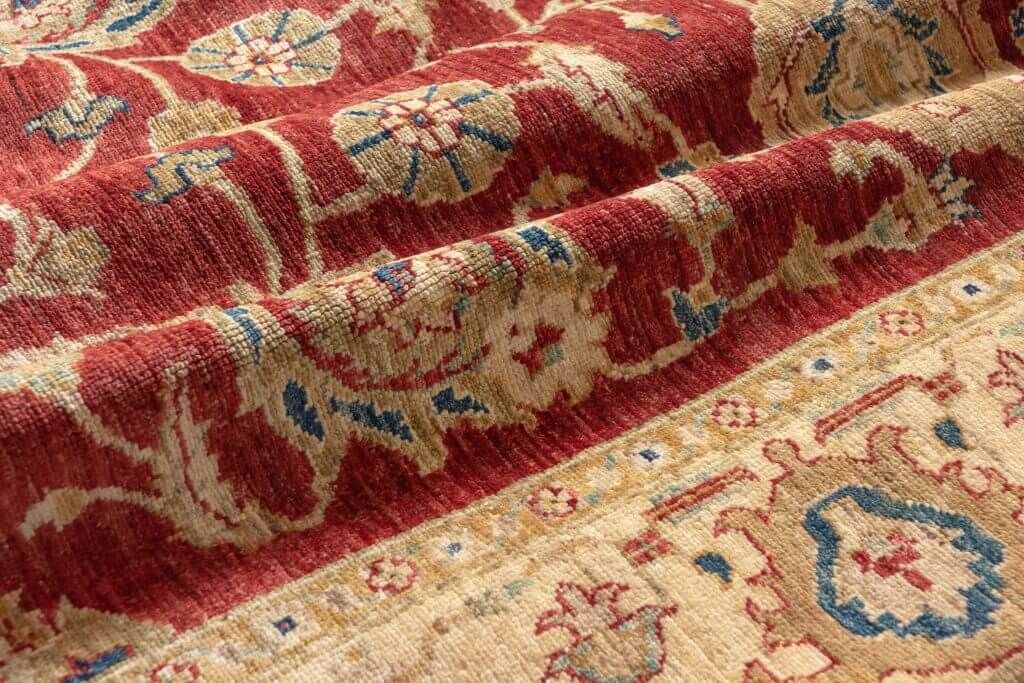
3,0 -> 1024,680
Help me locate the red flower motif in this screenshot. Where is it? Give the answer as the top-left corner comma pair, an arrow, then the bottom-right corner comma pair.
623,529 -> 673,565
365,556 -> 419,595
879,309 -> 925,337
527,484 -> 579,519
921,371 -> 963,403
711,396 -> 760,430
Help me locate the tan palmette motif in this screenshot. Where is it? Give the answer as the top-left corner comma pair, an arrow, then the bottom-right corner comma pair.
511,167 -> 588,222
0,204 -> 109,303
19,219 -> 1024,682
147,100 -> 243,150
745,0 -> 1012,140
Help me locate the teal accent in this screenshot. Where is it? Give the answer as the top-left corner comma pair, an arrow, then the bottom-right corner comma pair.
373,261 -> 414,296
348,129 -> 391,155
106,0 -> 165,32
811,357 -> 834,372
458,122 -> 513,151
444,149 -> 472,192
694,553 -> 732,583
432,387 -> 489,415
659,159 -> 695,177
223,307 -> 263,361
60,645 -> 132,683
934,418 -> 967,449
26,40 -> 91,52
670,290 -> 727,342
403,148 -> 421,196
331,398 -> 414,442
283,380 -> 325,441
291,29 -> 327,50
25,95 -> 129,143
272,10 -> 291,41
441,541 -> 463,557
637,448 -> 661,464
135,146 -> 235,204
451,89 -> 491,107
517,226 -> 572,266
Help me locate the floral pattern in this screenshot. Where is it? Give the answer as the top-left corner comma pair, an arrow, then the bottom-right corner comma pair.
989,348 -> 1024,427
0,205 -> 109,303
3,0 -> 1024,679
333,81 -> 520,204
535,582 -> 676,682
365,557 -> 419,595
748,0 -> 1002,137
0,0 -> 175,59
879,309 -> 925,336
710,396 -> 760,430
7,210 -> 1024,681
184,9 -> 341,87
0,0 -> 89,43
527,484 -> 579,518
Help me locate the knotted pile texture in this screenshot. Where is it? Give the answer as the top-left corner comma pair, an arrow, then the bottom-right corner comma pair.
4,0 -> 1024,680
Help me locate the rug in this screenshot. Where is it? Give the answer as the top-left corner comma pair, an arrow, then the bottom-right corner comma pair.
2,0 -> 1024,680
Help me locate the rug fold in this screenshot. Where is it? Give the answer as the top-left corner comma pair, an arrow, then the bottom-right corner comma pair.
2,0 -> 1024,680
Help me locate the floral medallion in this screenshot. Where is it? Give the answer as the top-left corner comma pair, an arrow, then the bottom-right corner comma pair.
333,81 -> 520,204
748,0 -> 998,136
0,0 -> 86,43
364,556 -> 419,596
184,9 -> 340,87
806,485 -> 1004,640
718,430 -> 1024,679
0,0 -> 175,61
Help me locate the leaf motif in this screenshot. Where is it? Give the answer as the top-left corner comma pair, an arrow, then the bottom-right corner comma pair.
0,207 -> 109,301
24,95 -> 129,144
135,146 -> 235,204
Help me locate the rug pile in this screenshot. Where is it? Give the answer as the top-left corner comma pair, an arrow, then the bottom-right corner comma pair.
2,0 -> 1024,680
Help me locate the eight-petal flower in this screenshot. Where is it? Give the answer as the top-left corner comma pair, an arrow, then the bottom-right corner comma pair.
184,9 -> 340,87
333,81 -> 520,204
